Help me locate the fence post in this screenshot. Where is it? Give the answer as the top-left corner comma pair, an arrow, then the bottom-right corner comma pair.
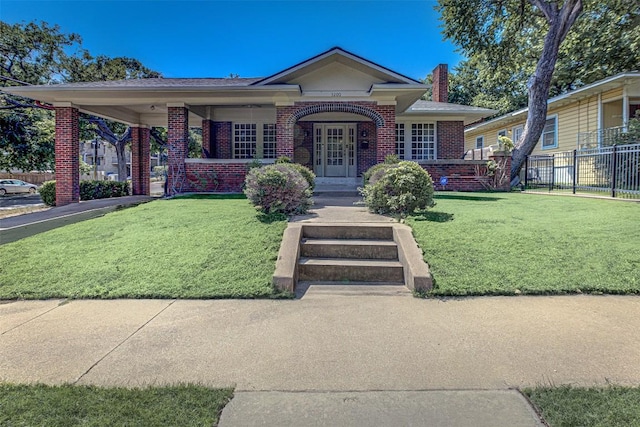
572,149 -> 577,194
550,155 -> 555,192
611,145 -> 618,198
524,156 -> 529,188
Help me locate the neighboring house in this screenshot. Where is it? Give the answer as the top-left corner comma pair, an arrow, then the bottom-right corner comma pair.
465,72 -> 640,155
3,47 -> 498,206
79,140 -> 130,179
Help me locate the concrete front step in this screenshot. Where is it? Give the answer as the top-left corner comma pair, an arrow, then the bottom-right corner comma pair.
297,282 -> 412,296
298,258 -> 404,283
301,224 -> 394,240
301,239 -> 398,260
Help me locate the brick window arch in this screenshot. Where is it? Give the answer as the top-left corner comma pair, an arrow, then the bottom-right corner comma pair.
286,103 -> 385,128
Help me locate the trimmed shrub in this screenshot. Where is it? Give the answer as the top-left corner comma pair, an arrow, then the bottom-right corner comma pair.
39,180 -> 56,206
244,164 -> 312,215
360,161 -> 435,217
274,157 -> 316,190
362,154 -> 400,185
79,181 -> 130,201
288,163 -> 316,190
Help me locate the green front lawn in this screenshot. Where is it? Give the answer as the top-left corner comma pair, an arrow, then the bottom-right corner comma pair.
407,193 -> 640,296
524,386 -> 640,427
0,384 -> 233,426
0,195 -> 288,299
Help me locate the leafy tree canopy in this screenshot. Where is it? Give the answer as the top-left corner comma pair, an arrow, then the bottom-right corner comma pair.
435,0 -> 640,114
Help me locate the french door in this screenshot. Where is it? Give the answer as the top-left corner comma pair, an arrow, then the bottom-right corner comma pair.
314,124 -> 356,177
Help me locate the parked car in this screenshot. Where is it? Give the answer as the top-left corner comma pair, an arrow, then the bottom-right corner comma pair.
0,179 -> 38,195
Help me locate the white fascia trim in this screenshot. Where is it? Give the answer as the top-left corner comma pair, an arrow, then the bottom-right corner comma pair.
52,102 -> 77,108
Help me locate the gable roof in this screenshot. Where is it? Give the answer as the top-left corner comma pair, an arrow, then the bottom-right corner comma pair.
252,47 -> 423,86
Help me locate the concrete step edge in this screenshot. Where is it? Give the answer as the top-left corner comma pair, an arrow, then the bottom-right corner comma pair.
298,258 -> 403,267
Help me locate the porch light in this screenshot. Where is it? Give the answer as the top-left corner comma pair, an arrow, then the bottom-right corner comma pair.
150,105 -> 156,111
361,130 -> 368,137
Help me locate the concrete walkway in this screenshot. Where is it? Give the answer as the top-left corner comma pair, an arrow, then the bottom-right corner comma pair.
2,194 -> 638,425
2,295 -> 640,425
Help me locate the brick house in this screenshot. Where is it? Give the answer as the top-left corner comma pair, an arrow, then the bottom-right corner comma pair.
3,47 -> 498,206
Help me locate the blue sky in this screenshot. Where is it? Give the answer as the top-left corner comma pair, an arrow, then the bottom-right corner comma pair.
2,0 -> 463,80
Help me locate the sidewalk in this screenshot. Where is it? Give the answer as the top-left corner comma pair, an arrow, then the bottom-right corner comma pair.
3,295 -> 640,425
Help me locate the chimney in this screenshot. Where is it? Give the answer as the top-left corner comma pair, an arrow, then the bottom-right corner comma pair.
432,64 -> 448,103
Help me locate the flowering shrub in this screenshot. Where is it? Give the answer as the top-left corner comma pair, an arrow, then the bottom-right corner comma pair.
360,161 -> 434,217
244,164 -> 312,215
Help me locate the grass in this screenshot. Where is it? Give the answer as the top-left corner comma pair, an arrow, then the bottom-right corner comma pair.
0,383 -> 233,426
0,195 -> 288,299
406,192 -> 640,296
523,386 -> 640,427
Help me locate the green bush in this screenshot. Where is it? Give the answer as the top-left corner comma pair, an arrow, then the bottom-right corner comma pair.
273,157 -> 315,190
362,154 -> 400,185
79,181 -> 130,201
244,164 -> 312,215
360,161 -> 435,217
39,181 -> 56,206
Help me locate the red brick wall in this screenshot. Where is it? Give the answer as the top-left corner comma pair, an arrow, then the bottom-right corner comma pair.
432,64 -> 448,103
54,106 -> 80,205
202,119 -> 212,158
420,161 -> 492,192
357,121 -> 377,175
437,121 -> 465,159
167,107 -> 188,195
276,106 -> 296,158
376,104 -> 396,162
184,161 -> 249,193
131,127 -> 150,196
214,122 -> 232,159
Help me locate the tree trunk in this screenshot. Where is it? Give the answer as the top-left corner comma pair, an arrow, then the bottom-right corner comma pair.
115,141 -> 128,182
510,0 -> 583,180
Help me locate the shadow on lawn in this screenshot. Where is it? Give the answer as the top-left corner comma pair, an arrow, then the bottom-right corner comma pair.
435,194 -> 504,202
412,211 -> 454,222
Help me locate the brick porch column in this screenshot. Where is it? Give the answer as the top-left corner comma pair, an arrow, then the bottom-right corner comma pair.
131,126 -> 150,195
202,119 -> 213,158
54,105 -> 80,205
276,105 -> 294,158
376,104 -> 396,162
167,105 -> 189,195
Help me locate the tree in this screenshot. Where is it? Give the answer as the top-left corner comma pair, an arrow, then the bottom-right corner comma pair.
437,0 -> 639,179
0,21 -> 81,171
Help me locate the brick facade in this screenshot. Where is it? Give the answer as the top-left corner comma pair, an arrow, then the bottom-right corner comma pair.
167,106 -> 189,195
357,121 -> 377,175
437,121 -> 465,159
202,119 -> 213,158
131,126 -> 150,196
213,121 -> 232,159
294,122 -> 314,169
54,106 -> 80,206
421,161 -> 491,192
184,161 -> 251,193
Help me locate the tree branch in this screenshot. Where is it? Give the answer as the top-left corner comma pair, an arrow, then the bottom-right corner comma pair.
530,0 -> 556,22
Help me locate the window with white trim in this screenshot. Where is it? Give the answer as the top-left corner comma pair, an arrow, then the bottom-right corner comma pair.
497,129 -> 507,138
233,123 -> 277,159
234,123 -> 256,158
262,124 -> 276,159
512,125 -> 523,143
475,136 -> 484,149
411,123 -> 436,160
540,116 -> 558,149
395,123 -> 405,159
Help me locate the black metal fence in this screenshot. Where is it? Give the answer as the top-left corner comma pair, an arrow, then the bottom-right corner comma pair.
524,143 -> 640,199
